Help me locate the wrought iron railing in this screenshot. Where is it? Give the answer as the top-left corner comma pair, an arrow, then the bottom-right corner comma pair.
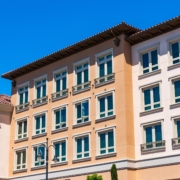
141,140 -> 165,151
94,73 -> 115,86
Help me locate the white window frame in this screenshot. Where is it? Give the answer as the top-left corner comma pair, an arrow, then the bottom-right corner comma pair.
52,104 -> 68,131
95,90 -> 115,119
15,116 -> 29,140
173,117 -> 180,138
73,57 -> 90,86
33,110 -> 47,136
73,132 -> 91,160
53,66 -> 68,93
73,97 -> 91,125
33,74 -> 47,99
170,40 -> 180,65
95,48 -> 114,78
96,126 -> 116,156
14,146 -> 28,171
140,81 -> 162,112
16,81 -> 30,105
52,137 -> 68,164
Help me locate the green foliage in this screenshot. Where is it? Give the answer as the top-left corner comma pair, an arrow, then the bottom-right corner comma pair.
86,173 -> 103,180
111,164 -> 118,180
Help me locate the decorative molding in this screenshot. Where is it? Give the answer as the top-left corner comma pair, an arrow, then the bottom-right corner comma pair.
32,133 -> 47,139
15,137 -> 28,143
51,161 -> 68,167
96,152 -> 117,160
13,169 -> 27,174
140,107 -> 163,117
95,79 -> 115,88
73,121 -> 91,129
95,115 -> 116,123
51,127 -> 68,134
31,165 -> 46,171
167,62 -> 180,71
170,103 -> 180,109
138,69 -> 161,80
72,157 -> 91,164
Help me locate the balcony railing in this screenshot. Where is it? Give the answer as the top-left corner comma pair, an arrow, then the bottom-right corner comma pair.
141,140 -> 165,151
94,73 -> 115,87
72,81 -> 91,94
172,137 -> 180,146
51,89 -> 68,101
15,102 -> 30,113
32,96 -> 48,107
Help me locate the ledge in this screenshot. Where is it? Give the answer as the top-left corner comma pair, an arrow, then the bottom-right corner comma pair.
172,144 -> 180,150
72,157 -> 91,164
32,101 -> 48,108
72,87 -> 91,95
31,165 -> 46,171
51,95 -> 68,102
168,63 -> 180,71
95,115 -> 116,123
15,137 -> 28,143
13,168 -> 27,174
141,147 -> 165,154
95,79 -> 115,88
32,133 -> 47,139
138,69 -> 161,80
16,107 -> 29,114
140,107 -> 163,117
170,103 -> 180,109
51,161 -> 68,167
73,121 -> 91,129
96,152 -> 117,160
51,127 -> 68,134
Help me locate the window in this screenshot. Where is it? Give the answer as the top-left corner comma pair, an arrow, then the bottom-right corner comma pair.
172,79 -> 180,104
54,141 -> 66,162
54,70 -> 67,92
175,119 -> 180,138
75,100 -> 89,124
17,120 -> 27,139
54,107 -> 66,130
36,79 -> 46,99
18,86 -> 28,105
98,94 -> 113,118
141,49 -> 158,74
172,118 -> 180,146
15,149 -> 26,170
75,136 -> 89,159
170,41 -> 180,64
33,146 -> 45,167
34,114 -> 46,135
142,85 -> 161,111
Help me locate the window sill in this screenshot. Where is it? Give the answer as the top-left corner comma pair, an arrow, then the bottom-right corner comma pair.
51,94 -> 68,102
16,107 -> 29,114
32,133 -> 47,139
95,79 -> 115,88
168,62 -> 180,71
73,121 -> 91,129
15,137 -> 28,143
32,101 -> 48,108
140,107 -> 163,117
172,143 -> 180,149
13,168 -> 27,174
96,152 -> 117,160
170,103 -> 180,109
51,161 -> 68,167
95,115 -> 116,123
138,69 -> 161,80
31,165 -> 46,171
51,127 -> 68,134
72,87 -> 91,95
72,157 -> 91,164
141,146 -> 165,154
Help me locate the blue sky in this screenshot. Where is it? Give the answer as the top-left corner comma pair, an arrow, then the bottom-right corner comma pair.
0,0 -> 179,95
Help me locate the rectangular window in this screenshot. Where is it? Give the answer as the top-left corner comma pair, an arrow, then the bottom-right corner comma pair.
99,94 -> 113,118
141,49 -> 158,74
54,107 -> 66,129
19,86 -> 28,105
143,85 -> 160,111
171,41 -> 180,64
173,79 -> 180,103
75,100 -> 89,124
36,79 -> 46,99
55,71 -> 67,92
99,130 -> 114,155
17,120 -> 27,139
35,114 -> 46,135
75,136 -> 89,159
54,141 -> 66,162
33,146 -> 45,167
15,150 -> 26,170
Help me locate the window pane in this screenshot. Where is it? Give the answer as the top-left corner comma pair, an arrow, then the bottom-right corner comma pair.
42,115 -> 46,129
177,121 -> 180,137
39,147 -> 45,159
82,101 -> 89,117
77,139 -> 82,153
153,86 -> 160,103
108,131 -> 114,147
61,108 -> 66,123
56,80 -> 60,92
42,85 -> 46,97
77,72 -> 82,85
36,117 -> 40,130
172,42 -> 179,59
144,89 -> 151,106
34,147 -> 38,162
17,152 -> 21,165
145,127 -> 152,143
62,77 -> 66,90
155,124 -> 162,141
56,111 -> 60,124
84,69 -> 88,83
174,80 -> 180,98
107,95 -> 113,111
20,93 -> 23,104
151,50 -> 158,66
100,133 -> 106,149
77,104 -> 81,119
25,91 -> 28,103
142,53 -> 149,69
37,87 -> 41,99
100,97 -> 105,113
24,121 -> 27,133
62,142 -> 66,156
22,151 -> 26,164
84,137 -> 89,152
107,61 -> 112,74
99,64 -> 105,77
18,122 -> 22,134
55,143 -> 60,157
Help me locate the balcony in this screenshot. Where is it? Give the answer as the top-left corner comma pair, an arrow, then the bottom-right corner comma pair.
172,138 -> 180,147
94,73 -> 115,87
141,140 -> 166,152
32,96 -> 48,107
51,89 -> 68,102
72,81 -> 91,95
15,102 -> 30,113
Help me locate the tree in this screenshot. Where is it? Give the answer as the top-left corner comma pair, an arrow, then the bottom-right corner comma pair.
86,173 -> 103,180
111,164 -> 118,180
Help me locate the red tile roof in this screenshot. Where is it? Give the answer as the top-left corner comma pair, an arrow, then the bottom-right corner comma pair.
0,94 -> 12,106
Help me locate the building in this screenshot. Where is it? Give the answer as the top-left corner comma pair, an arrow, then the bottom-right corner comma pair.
1,16 -> 180,180
0,95 -> 13,180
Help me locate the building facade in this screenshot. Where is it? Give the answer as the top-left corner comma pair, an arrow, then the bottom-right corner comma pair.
1,16 -> 180,180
